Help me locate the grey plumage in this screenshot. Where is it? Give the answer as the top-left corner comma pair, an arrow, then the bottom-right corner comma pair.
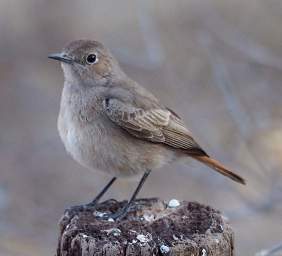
50,39 -> 245,184
103,97 -> 206,155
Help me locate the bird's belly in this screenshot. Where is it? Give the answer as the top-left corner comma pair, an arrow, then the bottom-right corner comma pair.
58,115 -> 176,177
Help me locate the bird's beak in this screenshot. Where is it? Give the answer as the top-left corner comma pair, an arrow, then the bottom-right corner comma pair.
48,52 -> 74,64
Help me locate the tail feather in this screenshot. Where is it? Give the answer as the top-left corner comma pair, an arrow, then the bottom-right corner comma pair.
193,155 -> 246,185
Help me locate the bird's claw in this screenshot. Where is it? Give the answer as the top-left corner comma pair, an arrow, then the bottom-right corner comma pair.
96,208 -> 128,221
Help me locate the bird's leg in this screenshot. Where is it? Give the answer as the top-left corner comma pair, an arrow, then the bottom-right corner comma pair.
65,177 -> 117,213
87,177 -> 117,206
99,170 -> 151,221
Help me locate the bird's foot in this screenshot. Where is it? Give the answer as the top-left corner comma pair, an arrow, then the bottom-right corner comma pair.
96,206 -> 129,221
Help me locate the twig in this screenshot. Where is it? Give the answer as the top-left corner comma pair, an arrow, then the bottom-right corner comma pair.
256,242 -> 282,256
200,2 -> 282,70
136,0 -> 164,68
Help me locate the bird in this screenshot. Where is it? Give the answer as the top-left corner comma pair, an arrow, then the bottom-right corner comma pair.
48,40 -> 245,220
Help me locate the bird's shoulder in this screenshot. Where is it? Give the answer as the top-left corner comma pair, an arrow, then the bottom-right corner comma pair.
101,80 -> 207,156
104,79 -> 163,110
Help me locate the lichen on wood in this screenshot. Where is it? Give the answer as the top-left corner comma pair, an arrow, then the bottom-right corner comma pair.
56,198 -> 234,256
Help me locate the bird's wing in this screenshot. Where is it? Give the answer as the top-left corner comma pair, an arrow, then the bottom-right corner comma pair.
103,98 -> 208,156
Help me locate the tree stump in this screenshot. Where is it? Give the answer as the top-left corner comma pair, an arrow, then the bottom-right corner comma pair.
56,198 -> 234,256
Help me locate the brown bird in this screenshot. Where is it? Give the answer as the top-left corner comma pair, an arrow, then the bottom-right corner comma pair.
49,40 -> 245,220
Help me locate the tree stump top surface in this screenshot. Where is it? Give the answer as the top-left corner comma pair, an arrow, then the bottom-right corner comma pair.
57,198 -> 234,256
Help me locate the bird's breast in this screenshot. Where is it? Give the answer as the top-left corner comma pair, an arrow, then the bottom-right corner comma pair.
57,86 -> 177,177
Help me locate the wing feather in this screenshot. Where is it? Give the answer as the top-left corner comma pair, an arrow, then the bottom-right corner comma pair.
104,98 -> 207,155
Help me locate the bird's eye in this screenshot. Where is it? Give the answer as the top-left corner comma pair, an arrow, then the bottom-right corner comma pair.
86,54 -> 98,64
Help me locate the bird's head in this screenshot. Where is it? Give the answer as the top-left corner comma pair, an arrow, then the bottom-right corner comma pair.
49,40 -> 124,86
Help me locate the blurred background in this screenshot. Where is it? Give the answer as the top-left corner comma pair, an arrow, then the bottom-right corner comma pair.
1,0 -> 282,255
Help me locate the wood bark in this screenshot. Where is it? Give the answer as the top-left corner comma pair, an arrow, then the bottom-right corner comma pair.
56,198 -> 234,256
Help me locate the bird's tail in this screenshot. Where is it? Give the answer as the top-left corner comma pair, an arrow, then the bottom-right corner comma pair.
193,155 -> 246,185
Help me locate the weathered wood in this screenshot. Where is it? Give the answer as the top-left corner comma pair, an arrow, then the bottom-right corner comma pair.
56,198 -> 234,256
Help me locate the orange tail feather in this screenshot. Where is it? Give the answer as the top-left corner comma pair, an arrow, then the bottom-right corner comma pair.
193,155 -> 246,185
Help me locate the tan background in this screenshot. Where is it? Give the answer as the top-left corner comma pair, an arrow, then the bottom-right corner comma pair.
1,0 -> 282,255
